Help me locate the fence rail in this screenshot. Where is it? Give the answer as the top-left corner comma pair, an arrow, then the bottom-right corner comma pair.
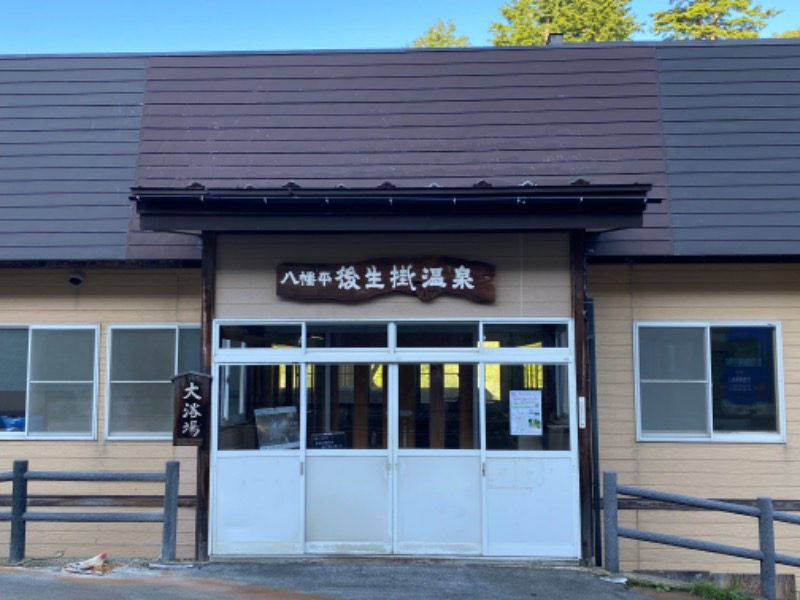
0,459 -> 180,563
603,471 -> 800,600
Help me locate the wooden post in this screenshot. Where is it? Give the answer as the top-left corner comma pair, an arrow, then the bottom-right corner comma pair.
353,365 -> 370,448
459,364 -> 475,449
602,472 -> 619,573
197,231 -> 216,562
330,365 -> 340,434
429,364 -> 445,449
398,365 -> 416,449
571,231 -> 594,564
758,497 -> 777,600
10,459 -> 28,563
161,461 -> 180,562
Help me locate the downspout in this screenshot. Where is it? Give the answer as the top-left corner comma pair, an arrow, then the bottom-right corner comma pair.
586,296 -> 602,565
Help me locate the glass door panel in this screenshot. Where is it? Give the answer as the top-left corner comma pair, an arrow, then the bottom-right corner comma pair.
305,363 -> 391,553
217,364 -> 301,451
213,364 -> 304,555
307,363 -> 387,450
484,363 -> 570,451
395,363 -> 482,555
397,363 -> 478,450
483,364 -> 578,557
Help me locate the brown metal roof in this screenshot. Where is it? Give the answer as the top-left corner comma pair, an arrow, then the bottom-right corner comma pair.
134,45 -> 670,254
0,54 -> 200,262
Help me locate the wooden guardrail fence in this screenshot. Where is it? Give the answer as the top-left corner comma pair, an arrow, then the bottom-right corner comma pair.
0,460 -> 180,563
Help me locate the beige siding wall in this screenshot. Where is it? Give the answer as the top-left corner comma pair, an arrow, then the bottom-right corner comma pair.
216,232 -> 572,320
590,263 -> 800,575
0,268 -> 201,560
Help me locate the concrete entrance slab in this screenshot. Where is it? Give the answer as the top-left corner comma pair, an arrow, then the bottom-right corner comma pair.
0,559 -> 659,600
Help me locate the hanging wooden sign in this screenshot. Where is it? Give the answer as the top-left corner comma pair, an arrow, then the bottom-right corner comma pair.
277,256 -> 495,303
172,371 -> 212,447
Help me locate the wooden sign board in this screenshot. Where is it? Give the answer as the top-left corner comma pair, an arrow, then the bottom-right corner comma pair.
277,256 -> 495,303
172,371 -> 212,447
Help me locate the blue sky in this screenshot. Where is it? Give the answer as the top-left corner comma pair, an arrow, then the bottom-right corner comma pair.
1,0 -> 798,54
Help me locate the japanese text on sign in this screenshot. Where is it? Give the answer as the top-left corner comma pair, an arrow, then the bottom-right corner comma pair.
276,257 -> 495,304
172,372 -> 211,447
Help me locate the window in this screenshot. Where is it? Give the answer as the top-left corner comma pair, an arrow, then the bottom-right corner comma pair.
218,364 -> 301,451
0,326 -> 97,438
108,326 -> 201,438
636,323 -> 782,441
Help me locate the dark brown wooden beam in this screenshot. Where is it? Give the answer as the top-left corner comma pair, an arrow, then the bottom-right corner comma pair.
140,213 -> 645,234
197,231 -> 216,562
353,365 -> 370,449
429,364 -> 445,449
0,495 -> 197,508
459,364 -> 475,450
398,365 -> 416,449
571,231 -> 593,565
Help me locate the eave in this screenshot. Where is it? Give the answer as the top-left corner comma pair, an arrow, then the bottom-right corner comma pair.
130,183 -> 657,234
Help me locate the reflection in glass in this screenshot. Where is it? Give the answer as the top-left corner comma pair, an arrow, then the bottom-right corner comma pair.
483,323 -> 568,348
484,364 -> 569,451
0,329 -> 28,425
306,324 -> 388,349
219,325 -> 301,349
711,326 -> 777,433
307,363 -> 386,449
396,323 -> 478,348
218,364 -> 300,450
398,363 -> 478,449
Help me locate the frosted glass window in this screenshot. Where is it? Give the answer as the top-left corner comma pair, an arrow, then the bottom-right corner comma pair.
640,382 -> 707,435
112,330 -> 177,381
639,327 -> 705,381
31,329 -> 95,381
108,326 -> 200,437
26,328 -> 96,437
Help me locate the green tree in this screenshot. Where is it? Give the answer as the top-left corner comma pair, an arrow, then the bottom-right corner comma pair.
488,0 -> 642,46
651,0 -> 781,40
410,19 -> 471,48
774,28 -> 800,38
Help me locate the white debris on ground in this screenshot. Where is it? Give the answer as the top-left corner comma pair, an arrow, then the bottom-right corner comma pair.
62,552 -> 110,575
600,576 -> 629,585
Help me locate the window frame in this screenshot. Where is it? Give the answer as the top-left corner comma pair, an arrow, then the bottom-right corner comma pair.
212,318 -> 576,456
106,323 -> 201,441
634,321 -> 785,443
0,324 -> 99,441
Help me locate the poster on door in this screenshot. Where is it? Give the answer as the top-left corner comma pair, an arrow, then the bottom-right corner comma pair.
509,390 -> 543,436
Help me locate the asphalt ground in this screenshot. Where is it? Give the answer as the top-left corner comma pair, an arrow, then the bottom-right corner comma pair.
0,559 -> 663,600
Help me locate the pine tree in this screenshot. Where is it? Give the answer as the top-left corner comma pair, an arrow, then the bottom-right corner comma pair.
489,0 -> 642,46
651,0 -> 781,40
410,19 -> 471,48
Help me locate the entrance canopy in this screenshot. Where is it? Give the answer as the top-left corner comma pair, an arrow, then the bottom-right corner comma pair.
131,182 -> 654,233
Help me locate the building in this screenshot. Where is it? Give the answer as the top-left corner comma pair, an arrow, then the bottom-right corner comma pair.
1,39 -> 799,572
